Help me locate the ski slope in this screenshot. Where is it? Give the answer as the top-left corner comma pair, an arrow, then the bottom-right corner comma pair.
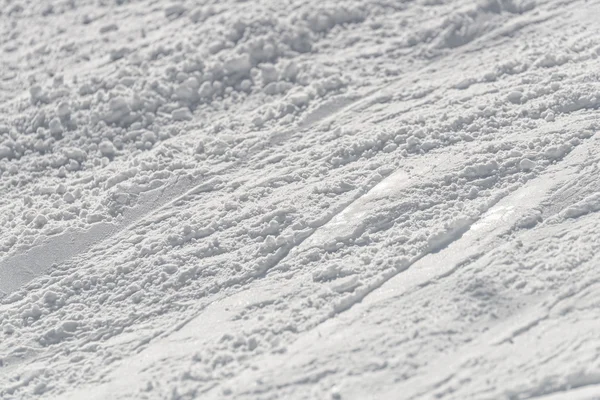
1,0 -> 600,398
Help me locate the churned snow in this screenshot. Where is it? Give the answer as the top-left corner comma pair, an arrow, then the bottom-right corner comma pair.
1,0 -> 600,399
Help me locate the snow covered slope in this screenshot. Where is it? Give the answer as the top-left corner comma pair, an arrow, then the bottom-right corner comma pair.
2,0 -> 600,398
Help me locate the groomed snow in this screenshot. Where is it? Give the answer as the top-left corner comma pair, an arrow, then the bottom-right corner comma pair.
2,0 -> 600,398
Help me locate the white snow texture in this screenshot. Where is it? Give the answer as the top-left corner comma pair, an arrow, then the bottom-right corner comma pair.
1,0 -> 600,399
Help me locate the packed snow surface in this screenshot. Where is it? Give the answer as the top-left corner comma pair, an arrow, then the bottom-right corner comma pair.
2,0 -> 600,398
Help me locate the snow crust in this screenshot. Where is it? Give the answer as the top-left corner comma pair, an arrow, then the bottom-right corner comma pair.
2,0 -> 600,398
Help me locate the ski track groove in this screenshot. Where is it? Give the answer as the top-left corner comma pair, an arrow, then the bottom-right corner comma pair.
529,382 -> 600,400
